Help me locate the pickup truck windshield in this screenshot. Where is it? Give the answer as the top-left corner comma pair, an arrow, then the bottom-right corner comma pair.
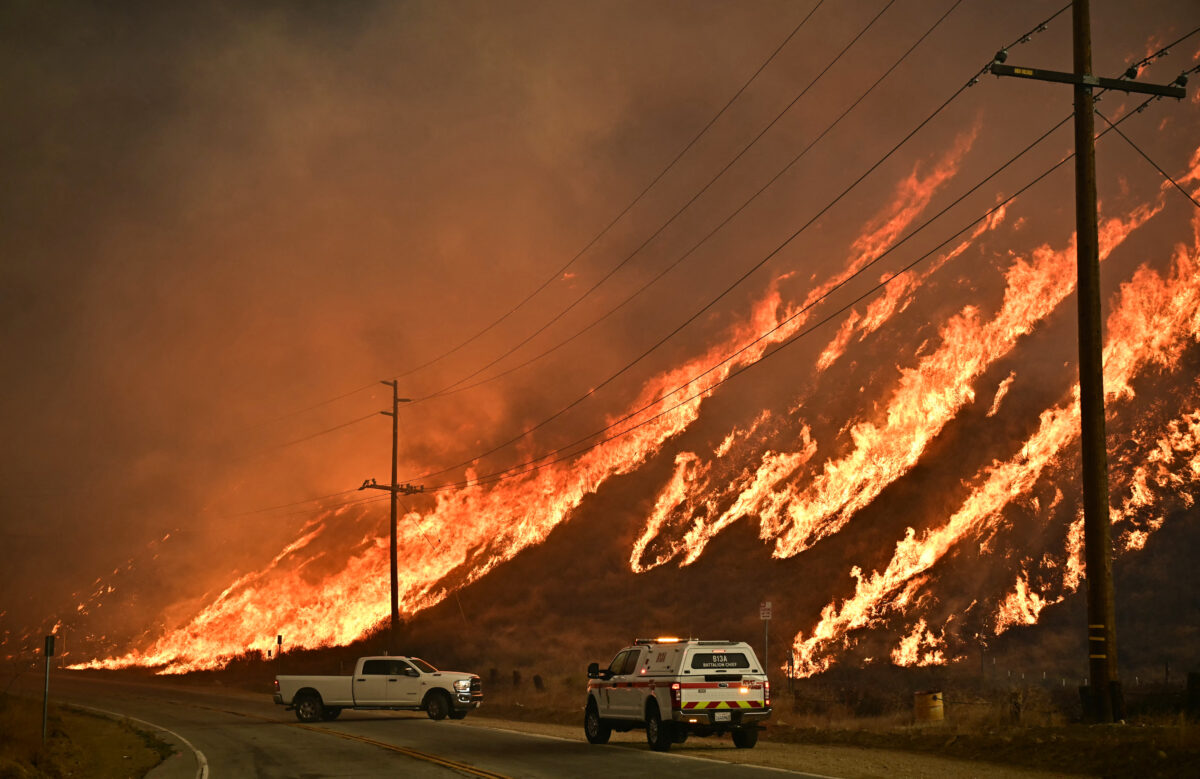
410,657 -> 438,673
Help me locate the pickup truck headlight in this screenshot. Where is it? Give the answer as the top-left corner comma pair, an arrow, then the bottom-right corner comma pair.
454,679 -> 471,692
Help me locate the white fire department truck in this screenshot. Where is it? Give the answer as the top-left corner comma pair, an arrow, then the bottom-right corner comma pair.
584,638 -> 770,751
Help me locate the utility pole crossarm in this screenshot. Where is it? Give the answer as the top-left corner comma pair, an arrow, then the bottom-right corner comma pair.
359,479 -> 424,496
989,63 -> 1186,98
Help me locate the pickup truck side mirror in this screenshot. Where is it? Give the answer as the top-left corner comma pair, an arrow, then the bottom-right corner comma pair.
405,668 -> 419,677
586,663 -> 613,681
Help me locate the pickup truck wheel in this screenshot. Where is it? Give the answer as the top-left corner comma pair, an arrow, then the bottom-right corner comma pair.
425,690 -> 451,721
645,704 -> 672,752
319,707 -> 342,721
732,726 -> 759,748
294,693 -> 323,723
584,700 -> 611,745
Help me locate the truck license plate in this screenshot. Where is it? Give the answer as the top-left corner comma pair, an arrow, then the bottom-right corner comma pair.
714,711 -> 731,722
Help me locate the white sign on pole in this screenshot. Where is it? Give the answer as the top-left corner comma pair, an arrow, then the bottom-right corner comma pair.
760,601 -> 772,620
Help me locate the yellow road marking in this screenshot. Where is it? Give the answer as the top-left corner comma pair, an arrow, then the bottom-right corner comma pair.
182,701 -> 510,778
294,723 -> 511,778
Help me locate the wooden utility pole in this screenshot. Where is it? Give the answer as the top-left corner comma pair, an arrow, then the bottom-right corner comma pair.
1070,0 -> 1118,723
360,380 -> 422,652
989,0 -> 1184,722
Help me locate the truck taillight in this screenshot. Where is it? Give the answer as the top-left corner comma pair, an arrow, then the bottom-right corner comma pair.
274,679 -> 279,692
670,682 -> 681,710
764,680 -> 770,707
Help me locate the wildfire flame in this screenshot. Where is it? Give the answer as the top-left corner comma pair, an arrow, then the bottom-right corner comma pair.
66,125 -> 1200,679
788,202 -> 1200,676
890,618 -> 950,667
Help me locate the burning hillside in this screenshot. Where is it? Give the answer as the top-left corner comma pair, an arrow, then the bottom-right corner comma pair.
59,134 -> 1200,677
3,3 -> 1198,687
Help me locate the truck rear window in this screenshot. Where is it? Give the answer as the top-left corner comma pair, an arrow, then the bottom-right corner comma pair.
689,651 -> 750,670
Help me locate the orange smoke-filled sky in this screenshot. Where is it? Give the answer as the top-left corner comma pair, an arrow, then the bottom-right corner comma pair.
2,0 -> 1198,662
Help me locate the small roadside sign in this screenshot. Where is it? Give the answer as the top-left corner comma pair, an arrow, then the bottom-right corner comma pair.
760,601 -> 772,620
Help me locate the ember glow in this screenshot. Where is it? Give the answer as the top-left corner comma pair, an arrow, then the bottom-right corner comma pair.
5,3 -> 1198,679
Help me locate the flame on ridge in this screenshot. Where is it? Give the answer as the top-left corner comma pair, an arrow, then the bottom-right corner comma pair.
630,130 -> 983,571
72,124 -> 986,673
633,192 -> 1162,572
789,200 -> 1200,676
69,131 -> 1200,677
989,400 -> 1200,640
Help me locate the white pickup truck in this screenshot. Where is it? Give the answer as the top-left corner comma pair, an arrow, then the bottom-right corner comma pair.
584,638 -> 770,751
274,656 -> 482,722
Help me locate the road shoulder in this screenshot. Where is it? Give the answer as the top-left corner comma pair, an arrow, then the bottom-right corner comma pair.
460,715 -> 1087,778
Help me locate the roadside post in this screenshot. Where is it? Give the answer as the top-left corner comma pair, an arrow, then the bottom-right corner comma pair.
759,601 -> 772,674
43,635 -> 54,743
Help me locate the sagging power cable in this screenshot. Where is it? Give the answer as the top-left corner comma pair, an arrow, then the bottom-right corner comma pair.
405,4 -> 1069,484
421,0 -> 968,403
394,1 -> 828,386
432,89 -> 1174,493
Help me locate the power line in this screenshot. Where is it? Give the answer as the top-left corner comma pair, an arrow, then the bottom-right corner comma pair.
429,86 -> 1177,494
1097,99 -> 1200,210
196,3 -> 1069,468
202,4 -> 1078,523
259,383 -> 378,428
267,412 -> 379,451
387,2 -> 828,386
418,0 -> 970,404
418,0 -> 892,401
183,3 -> 1080,444
405,5 -> 1069,484
227,488 -> 364,519
223,409 -> 381,467
434,30 -> 1191,492
215,5 -> 830,434
235,23 -> 1185,518
428,116 -> 1077,491
1119,26 -> 1200,81
222,94 -> 1140,516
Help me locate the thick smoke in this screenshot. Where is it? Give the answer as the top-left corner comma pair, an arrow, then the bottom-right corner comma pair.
2,1 -> 1198,679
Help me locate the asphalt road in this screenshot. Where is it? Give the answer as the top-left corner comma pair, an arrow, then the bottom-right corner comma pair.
27,673 -> 828,778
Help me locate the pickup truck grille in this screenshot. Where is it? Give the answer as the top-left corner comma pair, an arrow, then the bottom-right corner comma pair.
471,676 -> 483,699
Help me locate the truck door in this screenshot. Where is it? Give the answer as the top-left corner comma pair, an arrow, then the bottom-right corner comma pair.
355,659 -> 391,706
610,647 -> 645,719
388,660 -> 422,706
597,650 -> 630,717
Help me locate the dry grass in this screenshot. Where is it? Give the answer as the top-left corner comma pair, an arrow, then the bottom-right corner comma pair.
0,694 -> 171,779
